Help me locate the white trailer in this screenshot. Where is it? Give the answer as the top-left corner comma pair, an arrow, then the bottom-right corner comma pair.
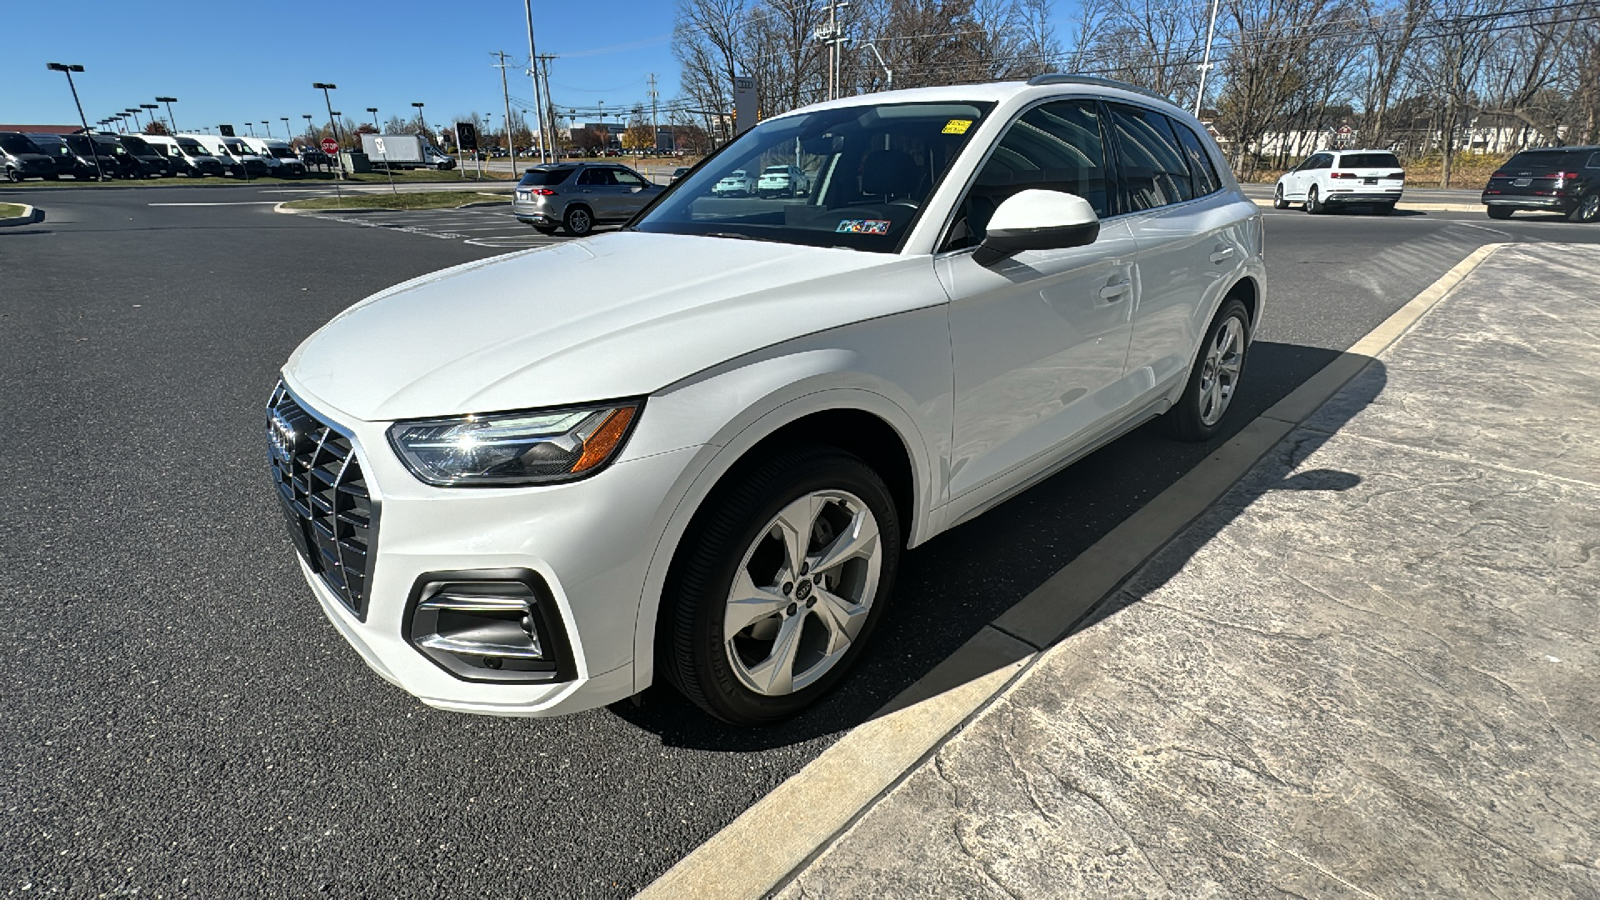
360,133 -> 454,170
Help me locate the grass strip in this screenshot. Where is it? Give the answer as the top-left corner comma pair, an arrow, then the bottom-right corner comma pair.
0,202 -> 27,218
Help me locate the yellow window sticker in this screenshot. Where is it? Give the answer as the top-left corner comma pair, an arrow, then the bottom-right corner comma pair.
942,119 -> 973,135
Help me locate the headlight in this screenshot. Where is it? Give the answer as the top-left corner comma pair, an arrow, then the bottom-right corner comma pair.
388,402 -> 640,487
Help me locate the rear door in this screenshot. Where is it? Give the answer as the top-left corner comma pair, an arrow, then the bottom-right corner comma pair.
574,166 -> 618,218
1110,103 -> 1247,398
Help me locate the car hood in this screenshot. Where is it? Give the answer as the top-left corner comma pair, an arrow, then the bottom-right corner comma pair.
286,232 -> 936,421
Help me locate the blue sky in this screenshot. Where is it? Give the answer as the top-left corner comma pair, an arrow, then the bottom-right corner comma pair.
8,1 -> 684,134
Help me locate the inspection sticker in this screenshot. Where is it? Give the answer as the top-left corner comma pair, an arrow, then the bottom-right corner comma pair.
836,219 -> 891,235
942,119 -> 974,134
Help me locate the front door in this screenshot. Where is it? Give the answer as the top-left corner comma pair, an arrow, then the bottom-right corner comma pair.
937,98 -> 1137,502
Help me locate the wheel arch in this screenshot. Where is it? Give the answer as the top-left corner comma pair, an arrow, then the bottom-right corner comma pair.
627,384 -> 931,696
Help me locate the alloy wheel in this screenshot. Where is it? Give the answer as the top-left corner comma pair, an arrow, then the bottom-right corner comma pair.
723,490 -> 882,697
1198,316 -> 1245,426
1582,194 -> 1600,222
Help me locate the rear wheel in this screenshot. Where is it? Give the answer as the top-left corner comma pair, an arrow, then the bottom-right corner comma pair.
1568,193 -> 1599,223
1272,184 -> 1288,209
1376,202 -> 1397,215
1304,185 -> 1324,214
662,445 -> 900,726
1487,206 -> 1513,220
1166,297 -> 1251,442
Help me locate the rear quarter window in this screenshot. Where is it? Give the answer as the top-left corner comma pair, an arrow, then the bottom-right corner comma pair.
1339,152 -> 1400,169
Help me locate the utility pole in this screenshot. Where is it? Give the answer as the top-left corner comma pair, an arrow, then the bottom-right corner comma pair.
648,72 -> 659,154
1194,0 -> 1221,117
493,51 -> 518,175
538,54 -> 559,159
524,0 -> 549,163
816,2 -> 850,100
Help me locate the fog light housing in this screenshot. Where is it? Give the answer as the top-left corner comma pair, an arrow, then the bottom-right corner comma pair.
406,569 -> 575,684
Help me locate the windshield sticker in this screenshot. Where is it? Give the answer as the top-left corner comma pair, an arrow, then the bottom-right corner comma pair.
837,219 -> 891,235
942,119 -> 974,134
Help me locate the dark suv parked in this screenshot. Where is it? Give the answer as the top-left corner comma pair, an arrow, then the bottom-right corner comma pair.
1482,146 -> 1600,222
0,132 -> 58,182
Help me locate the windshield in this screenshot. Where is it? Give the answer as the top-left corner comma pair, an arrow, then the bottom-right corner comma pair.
519,168 -> 574,186
120,136 -> 154,154
177,139 -> 208,155
270,146 -> 297,159
225,140 -> 252,156
0,134 -> 40,154
635,101 -> 993,252
1340,152 -> 1400,169
1506,150 -> 1573,170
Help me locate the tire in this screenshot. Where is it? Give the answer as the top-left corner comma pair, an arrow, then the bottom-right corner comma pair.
1165,297 -> 1252,442
1272,184 -> 1288,209
661,445 -> 901,726
1567,193 -> 1600,223
44,173 -> 59,181
5,167 -> 19,183
534,225 -> 559,235
1304,185 -> 1324,214
1486,206 -> 1513,220
563,205 -> 594,236
1375,202 -> 1396,216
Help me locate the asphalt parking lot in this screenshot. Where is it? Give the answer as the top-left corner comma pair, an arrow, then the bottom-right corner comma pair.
4,182 -> 1599,898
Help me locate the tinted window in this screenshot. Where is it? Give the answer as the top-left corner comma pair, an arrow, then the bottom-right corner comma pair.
1172,120 -> 1221,196
1588,151 -> 1600,169
120,136 -> 153,154
0,134 -> 40,154
577,167 -> 611,186
1108,104 -> 1193,211
518,168 -> 573,186
1339,152 -> 1400,169
613,168 -> 647,187
1505,150 -> 1575,172
943,99 -> 1108,251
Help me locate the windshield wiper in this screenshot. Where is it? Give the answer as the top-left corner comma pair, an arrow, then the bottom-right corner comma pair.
702,231 -> 783,243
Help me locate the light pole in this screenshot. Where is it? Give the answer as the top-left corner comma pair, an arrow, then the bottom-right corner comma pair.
141,104 -> 159,131
1194,0 -> 1221,117
367,107 -> 380,131
125,108 -> 142,131
48,63 -> 106,182
411,102 -> 426,139
866,41 -> 892,89
281,117 -> 291,140
302,114 -> 314,143
261,121 -> 272,139
313,82 -> 343,176
156,96 -> 179,134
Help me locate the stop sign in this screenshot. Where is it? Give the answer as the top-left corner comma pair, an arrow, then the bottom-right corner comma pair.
321,137 -> 339,155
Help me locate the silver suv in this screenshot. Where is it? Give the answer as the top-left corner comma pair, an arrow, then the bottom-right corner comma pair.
512,162 -> 665,236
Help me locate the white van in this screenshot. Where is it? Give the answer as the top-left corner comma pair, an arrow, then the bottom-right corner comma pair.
180,133 -> 264,178
143,133 -> 226,177
239,136 -> 306,176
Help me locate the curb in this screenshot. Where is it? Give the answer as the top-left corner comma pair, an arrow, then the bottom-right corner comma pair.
272,198 -> 507,215
1252,199 -> 1484,213
0,204 -> 38,227
637,242 -> 1509,900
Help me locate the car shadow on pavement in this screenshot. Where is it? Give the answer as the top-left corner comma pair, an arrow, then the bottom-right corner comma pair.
612,345 -> 1385,752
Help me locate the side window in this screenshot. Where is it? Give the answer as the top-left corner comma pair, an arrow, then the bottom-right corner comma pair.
614,168 -> 646,187
943,99 -> 1109,252
1172,118 -> 1221,196
1314,154 -> 1334,169
1108,103 -> 1194,211
1585,151 -> 1600,170
577,168 -> 604,186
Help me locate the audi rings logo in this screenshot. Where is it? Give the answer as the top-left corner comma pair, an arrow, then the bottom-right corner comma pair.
269,410 -> 298,459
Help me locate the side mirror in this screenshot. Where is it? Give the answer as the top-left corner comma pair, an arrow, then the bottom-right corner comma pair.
974,189 -> 1100,266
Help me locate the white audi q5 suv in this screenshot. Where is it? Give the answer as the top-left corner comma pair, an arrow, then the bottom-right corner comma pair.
269,75 -> 1265,726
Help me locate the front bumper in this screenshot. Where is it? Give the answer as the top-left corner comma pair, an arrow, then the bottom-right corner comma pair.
276,379 -> 700,717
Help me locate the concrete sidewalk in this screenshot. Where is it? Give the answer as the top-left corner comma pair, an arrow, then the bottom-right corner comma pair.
777,244 -> 1600,899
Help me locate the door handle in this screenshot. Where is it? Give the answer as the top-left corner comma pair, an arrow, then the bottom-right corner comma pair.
1099,280 -> 1132,301
1209,246 -> 1235,263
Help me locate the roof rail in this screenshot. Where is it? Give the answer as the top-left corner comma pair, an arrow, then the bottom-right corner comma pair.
1026,73 -> 1174,106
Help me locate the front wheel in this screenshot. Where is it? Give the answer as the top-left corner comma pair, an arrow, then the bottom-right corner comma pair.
1166,297 -> 1251,442
4,168 -> 20,183
661,445 -> 901,726
1568,193 -> 1599,223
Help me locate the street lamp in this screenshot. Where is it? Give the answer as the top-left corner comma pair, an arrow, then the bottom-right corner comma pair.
302,113 -> 314,142
281,117 -> 291,139
47,63 -> 104,180
124,108 -> 142,130
367,107 -> 380,130
156,96 -> 179,134
142,103 -> 159,130
411,101 -> 426,138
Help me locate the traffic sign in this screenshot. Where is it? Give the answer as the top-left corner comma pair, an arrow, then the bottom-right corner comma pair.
1337,125 -> 1353,135
321,137 -> 339,155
